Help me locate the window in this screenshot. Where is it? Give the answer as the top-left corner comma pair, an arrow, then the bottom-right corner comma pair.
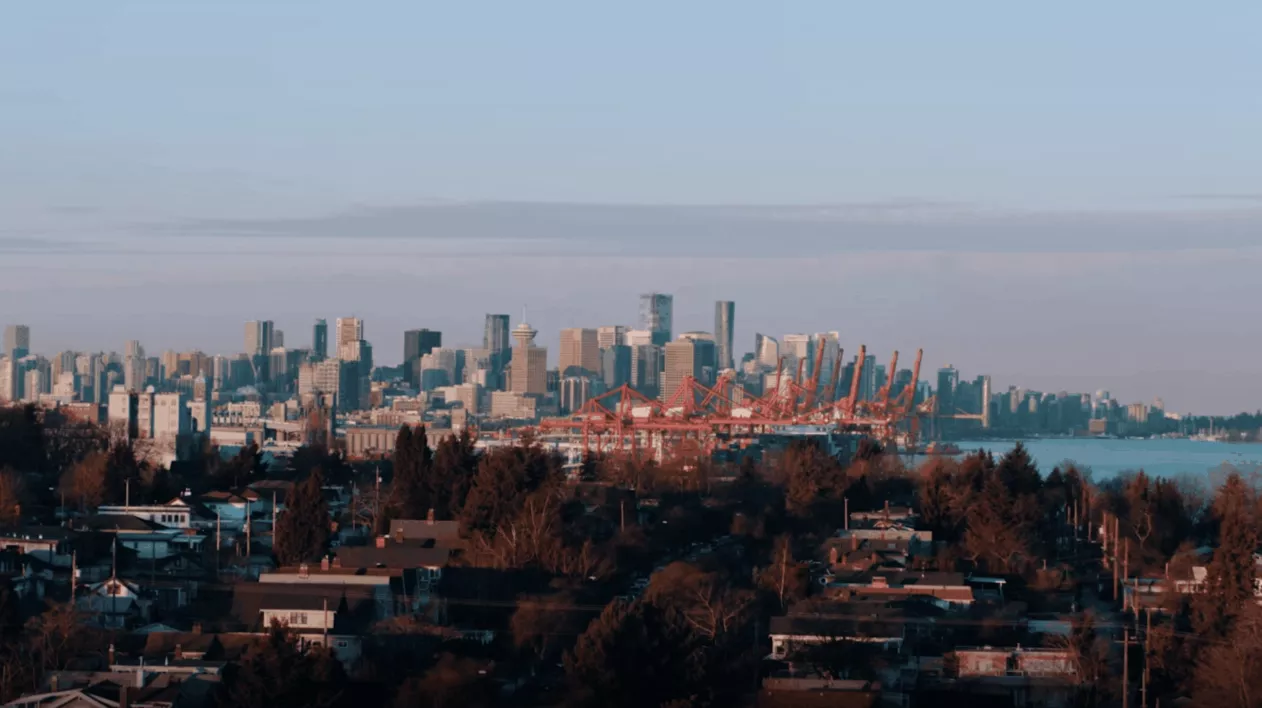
286,612 -> 308,626
335,640 -> 348,649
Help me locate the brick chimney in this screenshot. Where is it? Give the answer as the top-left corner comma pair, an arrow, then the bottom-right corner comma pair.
393,527 -> 404,544
332,556 -> 341,568
174,644 -> 183,660
828,546 -> 838,566
426,508 -> 435,525
191,622 -> 202,635
376,535 -> 387,549
320,556 -> 330,571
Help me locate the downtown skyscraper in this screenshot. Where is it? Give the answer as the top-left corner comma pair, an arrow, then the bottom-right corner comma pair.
403,329 -> 442,387
639,293 -> 673,346
312,319 -> 328,360
558,328 -> 600,377
244,320 -> 274,357
335,317 -> 364,353
714,300 -> 735,371
483,314 -> 510,354
3,325 -> 30,358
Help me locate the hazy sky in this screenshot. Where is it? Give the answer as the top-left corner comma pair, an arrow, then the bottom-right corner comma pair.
2,2 -> 1261,413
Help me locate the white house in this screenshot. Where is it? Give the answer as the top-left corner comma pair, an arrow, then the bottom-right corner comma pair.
77,577 -> 151,629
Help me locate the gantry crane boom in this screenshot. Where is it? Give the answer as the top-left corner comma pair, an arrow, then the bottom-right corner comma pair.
829,347 -> 845,404
804,337 -> 827,410
845,344 -> 866,416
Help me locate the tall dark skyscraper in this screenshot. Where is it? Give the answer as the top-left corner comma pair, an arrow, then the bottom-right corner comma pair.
483,314 -> 511,390
483,314 -> 510,354
602,344 -> 632,390
937,366 -> 960,414
714,300 -> 735,371
403,329 -> 442,386
312,319 -> 328,360
639,292 -> 673,346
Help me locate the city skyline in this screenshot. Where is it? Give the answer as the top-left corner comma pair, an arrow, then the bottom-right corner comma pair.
0,303 -> 1221,418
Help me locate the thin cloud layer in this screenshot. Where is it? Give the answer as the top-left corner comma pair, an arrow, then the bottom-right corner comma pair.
137,201 -> 1262,258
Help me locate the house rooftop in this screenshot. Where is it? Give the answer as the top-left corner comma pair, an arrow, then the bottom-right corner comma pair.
389,518 -> 461,542
334,544 -> 451,570
78,514 -> 165,533
0,525 -> 73,541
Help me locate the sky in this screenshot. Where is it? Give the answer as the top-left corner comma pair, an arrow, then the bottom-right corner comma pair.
2,1 -> 1261,413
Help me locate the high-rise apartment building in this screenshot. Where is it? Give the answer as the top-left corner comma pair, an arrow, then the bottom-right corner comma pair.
558,328 -> 600,377
312,319 -> 329,360
244,320 -> 275,357
509,323 -> 547,396
403,329 -> 442,386
639,293 -> 673,346
152,392 -> 192,440
298,358 -> 361,413
714,301 -> 735,371
0,357 -> 17,403
22,370 -> 43,403
3,325 -> 30,358
211,355 -> 229,391
108,387 -> 139,439
52,351 -> 75,380
160,351 -> 179,380
124,354 -> 146,392
335,317 -> 364,353
662,338 -> 714,403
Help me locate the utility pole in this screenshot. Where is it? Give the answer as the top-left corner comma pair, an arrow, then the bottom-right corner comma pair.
844,497 -> 849,531
1142,609 -> 1152,708
70,551 -> 77,604
124,479 -> 130,510
1113,516 -> 1121,602
1122,630 -> 1132,708
246,500 -> 253,575
778,540 -> 788,608
215,513 -> 221,579
1102,512 -> 1110,555
1123,538 -> 1130,610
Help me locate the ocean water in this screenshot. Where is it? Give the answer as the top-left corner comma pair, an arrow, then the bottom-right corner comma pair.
949,438 -> 1262,482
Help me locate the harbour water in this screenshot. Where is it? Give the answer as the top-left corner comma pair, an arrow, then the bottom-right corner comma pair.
949,438 -> 1262,481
